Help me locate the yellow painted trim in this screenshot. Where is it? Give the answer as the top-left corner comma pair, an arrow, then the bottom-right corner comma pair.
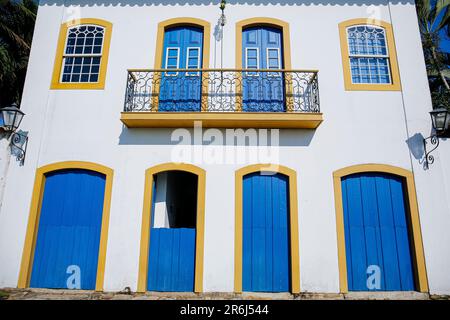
137,163 -> 206,293
234,164 -> 300,294
236,18 -> 293,111
333,164 -> 428,293
50,18 -> 113,90
17,161 -> 114,291
338,19 -> 401,91
153,18 -> 211,111
120,111 -> 323,129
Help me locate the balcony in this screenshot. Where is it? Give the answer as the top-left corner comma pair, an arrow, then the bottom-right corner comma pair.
121,69 -> 323,129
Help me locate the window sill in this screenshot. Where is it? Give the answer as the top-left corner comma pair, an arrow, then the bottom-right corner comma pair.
344,83 -> 401,91
50,82 -> 105,90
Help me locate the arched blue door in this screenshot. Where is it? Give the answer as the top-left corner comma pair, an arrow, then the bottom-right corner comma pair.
159,26 -> 203,111
242,26 -> 285,112
30,169 -> 106,290
342,173 -> 415,291
243,172 -> 290,292
147,172 -> 197,292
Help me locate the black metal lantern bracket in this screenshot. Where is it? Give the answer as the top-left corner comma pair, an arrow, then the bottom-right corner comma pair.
423,107 -> 450,169
0,104 -> 28,165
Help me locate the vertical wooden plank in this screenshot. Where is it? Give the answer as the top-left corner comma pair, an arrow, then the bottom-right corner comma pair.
36,173 -> 62,288
179,228 -> 196,292
78,173 -> 90,289
390,177 -> 415,290
360,175 -> 384,291
345,176 -> 367,290
264,175 -> 273,291
170,229 -> 181,291
341,179 -> 353,291
158,228 -> 174,291
242,174 -> 253,291
375,176 -> 402,291
273,174 -> 289,292
91,174 -> 105,289
269,174 -> 279,292
147,228 -> 160,291
252,174 -> 266,291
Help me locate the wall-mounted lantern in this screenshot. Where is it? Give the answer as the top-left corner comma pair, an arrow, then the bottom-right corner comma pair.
0,104 -> 28,165
219,0 -> 227,27
423,107 -> 450,169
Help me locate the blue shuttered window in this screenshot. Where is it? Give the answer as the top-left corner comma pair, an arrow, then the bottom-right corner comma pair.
242,26 -> 285,111
159,26 -> 204,111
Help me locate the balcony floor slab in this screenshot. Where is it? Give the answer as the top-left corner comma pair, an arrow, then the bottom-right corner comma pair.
120,112 -> 323,129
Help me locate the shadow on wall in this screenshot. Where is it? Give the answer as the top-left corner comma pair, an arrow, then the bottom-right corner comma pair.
40,0 -> 415,7
406,133 -> 426,168
405,132 -> 448,170
118,126 -> 317,147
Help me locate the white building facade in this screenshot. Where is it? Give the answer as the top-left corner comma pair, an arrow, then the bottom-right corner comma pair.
0,0 -> 449,295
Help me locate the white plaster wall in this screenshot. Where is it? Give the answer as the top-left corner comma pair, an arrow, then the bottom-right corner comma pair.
0,0 -> 449,294
0,133 -> 11,214
153,172 -> 169,228
389,3 -> 450,295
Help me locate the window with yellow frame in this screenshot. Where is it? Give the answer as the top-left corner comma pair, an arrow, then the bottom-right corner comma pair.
338,19 -> 401,91
51,18 -> 112,90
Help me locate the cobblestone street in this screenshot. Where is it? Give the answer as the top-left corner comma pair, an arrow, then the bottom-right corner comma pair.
1,288 -> 445,300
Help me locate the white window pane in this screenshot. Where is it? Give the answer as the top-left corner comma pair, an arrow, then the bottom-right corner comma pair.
247,49 -> 257,58
347,25 -> 392,84
62,24 -> 105,83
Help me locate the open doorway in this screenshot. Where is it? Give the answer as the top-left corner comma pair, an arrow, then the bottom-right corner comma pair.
148,170 -> 198,292
152,171 -> 198,229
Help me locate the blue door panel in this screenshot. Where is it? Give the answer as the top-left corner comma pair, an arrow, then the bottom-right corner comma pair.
342,173 -> 415,291
360,176 -> 385,288
376,176 -> 403,290
243,172 -> 290,292
30,170 -> 106,290
159,26 -> 203,112
148,228 -> 196,292
242,27 -> 285,112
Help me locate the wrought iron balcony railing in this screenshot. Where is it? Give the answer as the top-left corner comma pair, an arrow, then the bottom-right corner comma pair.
124,69 -> 320,113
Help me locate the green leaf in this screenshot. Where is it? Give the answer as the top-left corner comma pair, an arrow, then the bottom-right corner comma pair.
436,6 -> 450,31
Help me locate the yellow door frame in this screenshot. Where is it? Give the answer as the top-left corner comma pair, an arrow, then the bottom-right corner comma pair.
234,164 -> 300,293
137,163 -> 206,293
333,163 -> 428,293
17,161 -> 114,291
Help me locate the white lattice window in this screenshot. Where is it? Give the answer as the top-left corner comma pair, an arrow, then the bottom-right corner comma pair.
347,25 -> 391,84
61,25 -> 105,83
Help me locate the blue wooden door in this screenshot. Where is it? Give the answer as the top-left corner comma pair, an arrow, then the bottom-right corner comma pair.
159,26 -> 203,112
243,172 -> 290,292
147,228 -> 196,292
242,26 -> 285,112
342,173 -> 415,291
30,169 -> 106,290
147,177 -> 196,292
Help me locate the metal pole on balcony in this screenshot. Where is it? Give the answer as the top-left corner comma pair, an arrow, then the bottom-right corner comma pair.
219,1 -> 226,69
219,1 -> 227,111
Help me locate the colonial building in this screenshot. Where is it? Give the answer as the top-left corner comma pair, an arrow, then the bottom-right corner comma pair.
0,0 -> 449,296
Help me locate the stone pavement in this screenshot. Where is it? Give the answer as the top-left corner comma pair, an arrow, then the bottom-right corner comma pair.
0,288 -> 447,300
